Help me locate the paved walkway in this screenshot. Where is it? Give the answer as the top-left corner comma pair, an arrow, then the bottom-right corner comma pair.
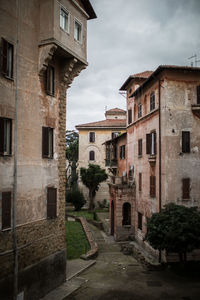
66,223 -> 200,300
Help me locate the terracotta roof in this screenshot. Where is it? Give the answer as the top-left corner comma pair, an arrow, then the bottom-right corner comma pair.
131,65 -> 200,98
105,108 -> 126,115
76,119 -> 126,129
119,70 -> 153,91
104,132 -> 127,144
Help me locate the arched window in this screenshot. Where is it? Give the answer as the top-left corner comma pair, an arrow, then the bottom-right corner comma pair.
122,202 -> 131,226
89,150 -> 95,161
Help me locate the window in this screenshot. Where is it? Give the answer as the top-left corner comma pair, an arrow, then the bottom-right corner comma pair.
138,103 -> 142,118
46,65 -> 55,96
122,202 -> 131,226
138,212 -> 142,230
150,175 -> 156,197
197,86 -> 200,104
120,145 -> 125,159
47,187 -> 57,218
42,127 -> 53,159
138,139 -> 142,156
146,132 -> 156,155
0,118 -> 12,156
1,38 -> 14,79
60,8 -> 69,32
139,173 -> 142,192
182,178 -> 190,199
89,150 -> 95,161
2,192 -> 11,229
182,131 -> 190,153
74,20 -> 82,42
150,91 -> 155,111
89,132 -> 95,143
128,109 -> 132,124
112,132 -> 120,139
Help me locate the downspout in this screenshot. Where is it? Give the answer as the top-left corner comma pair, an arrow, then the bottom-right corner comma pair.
158,79 -> 162,263
13,0 -> 20,298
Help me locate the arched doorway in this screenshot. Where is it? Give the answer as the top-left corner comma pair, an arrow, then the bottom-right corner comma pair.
122,202 -> 131,226
111,200 -> 114,235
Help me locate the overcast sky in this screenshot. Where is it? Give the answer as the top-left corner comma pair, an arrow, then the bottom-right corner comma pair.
66,0 -> 200,130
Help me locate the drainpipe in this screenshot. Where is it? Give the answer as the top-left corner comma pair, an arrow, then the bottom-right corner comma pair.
13,0 -> 20,298
158,79 -> 162,263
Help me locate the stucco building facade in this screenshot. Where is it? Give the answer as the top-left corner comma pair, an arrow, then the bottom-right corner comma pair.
76,108 -> 126,206
0,1 -> 96,299
109,66 -> 200,261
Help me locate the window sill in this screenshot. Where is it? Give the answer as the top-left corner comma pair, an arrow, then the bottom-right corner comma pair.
138,155 -> 142,158
0,154 -> 12,157
123,225 -> 131,228
46,92 -> 55,97
60,27 -> 70,35
2,74 -> 14,81
74,38 -> 82,45
1,227 -> 12,232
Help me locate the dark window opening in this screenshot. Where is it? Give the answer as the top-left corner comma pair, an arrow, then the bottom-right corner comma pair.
47,187 -> 57,218
46,65 -> 55,96
182,131 -> 190,153
89,150 -> 95,161
1,38 -> 14,79
122,202 -> 131,226
150,175 -> 156,197
2,191 -> 11,229
182,178 -> 190,199
150,91 -> 155,111
197,86 -> 200,104
42,127 -> 53,159
0,118 -> 12,156
120,145 -> 125,159
128,109 -> 132,124
138,212 -> 142,230
138,139 -> 142,156
139,173 -> 142,191
112,132 -> 120,139
138,103 -> 142,118
146,131 -> 156,155
89,132 -> 95,143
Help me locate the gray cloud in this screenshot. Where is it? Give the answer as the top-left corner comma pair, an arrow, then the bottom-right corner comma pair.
67,0 -> 200,130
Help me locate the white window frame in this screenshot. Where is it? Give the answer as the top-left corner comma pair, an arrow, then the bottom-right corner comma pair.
60,6 -> 70,33
74,19 -> 82,43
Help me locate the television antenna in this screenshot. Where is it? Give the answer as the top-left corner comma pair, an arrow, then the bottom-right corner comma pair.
188,54 -> 200,67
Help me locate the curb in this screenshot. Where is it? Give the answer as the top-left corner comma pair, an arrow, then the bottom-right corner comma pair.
67,260 -> 96,281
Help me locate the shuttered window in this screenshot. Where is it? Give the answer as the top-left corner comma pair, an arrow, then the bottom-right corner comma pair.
47,187 -> 57,218
139,173 -> 142,191
2,192 -> 11,229
120,145 -> 125,159
182,131 -> 190,153
138,139 -> 142,156
138,212 -> 142,230
128,109 -> 132,124
197,86 -> 200,104
0,118 -> 12,156
182,178 -> 190,199
89,150 -> 95,161
89,132 -> 95,143
1,38 -> 14,79
42,127 -> 53,158
46,65 -> 55,96
150,175 -> 156,197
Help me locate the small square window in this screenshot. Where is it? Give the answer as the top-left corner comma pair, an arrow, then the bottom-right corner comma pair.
60,8 -> 69,32
0,118 -> 12,156
74,20 -> 82,42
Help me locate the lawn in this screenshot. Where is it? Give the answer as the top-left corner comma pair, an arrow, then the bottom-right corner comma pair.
67,210 -> 94,220
66,220 -> 90,260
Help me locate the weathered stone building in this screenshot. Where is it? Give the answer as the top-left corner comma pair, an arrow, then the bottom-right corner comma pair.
109,65 -> 200,261
76,108 -> 126,206
0,0 -> 96,299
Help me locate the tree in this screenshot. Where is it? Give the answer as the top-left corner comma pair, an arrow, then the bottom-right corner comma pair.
80,164 -> 108,211
66,189 -> 86,211
145,203 -> 200,262
66,130 -> 79,189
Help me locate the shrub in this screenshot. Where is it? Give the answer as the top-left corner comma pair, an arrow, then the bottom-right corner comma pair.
66,189 -> 86,211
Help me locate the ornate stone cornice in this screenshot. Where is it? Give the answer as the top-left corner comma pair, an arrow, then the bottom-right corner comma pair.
60,58 -> 87,88
38,44 -> 58,76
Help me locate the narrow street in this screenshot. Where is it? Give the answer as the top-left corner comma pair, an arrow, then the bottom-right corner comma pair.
67,223 -> 200,300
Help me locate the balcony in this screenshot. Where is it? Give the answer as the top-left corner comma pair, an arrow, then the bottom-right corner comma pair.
105,159 -> 118,168
148,155 -> 156,167
191,104 -> 200,118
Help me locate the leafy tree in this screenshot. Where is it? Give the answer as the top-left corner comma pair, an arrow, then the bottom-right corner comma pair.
66,188 -> 86,211
66,130 -> 79,189
80,164 -> 108,211
145,203 -> 200,262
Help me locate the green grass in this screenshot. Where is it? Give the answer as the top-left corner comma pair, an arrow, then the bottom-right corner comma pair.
66,220 -> 90,260
67,210 -> 94,220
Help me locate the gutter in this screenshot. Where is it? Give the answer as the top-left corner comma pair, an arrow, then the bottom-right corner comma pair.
158,79 -> 162,263
13,0 -> 20,298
